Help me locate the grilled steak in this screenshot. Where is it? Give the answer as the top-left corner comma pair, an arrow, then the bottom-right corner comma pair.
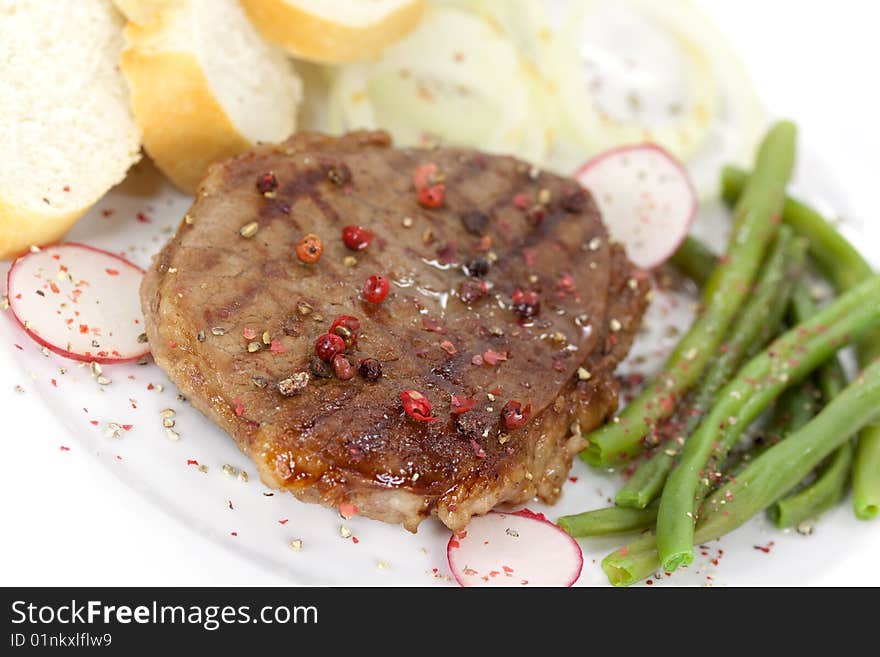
141,131 -> 649,531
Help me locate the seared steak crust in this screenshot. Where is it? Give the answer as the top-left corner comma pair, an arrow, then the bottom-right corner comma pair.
142,131 -> 648,531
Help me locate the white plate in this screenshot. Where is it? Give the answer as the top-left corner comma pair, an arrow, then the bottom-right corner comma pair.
1,135 -> 878,586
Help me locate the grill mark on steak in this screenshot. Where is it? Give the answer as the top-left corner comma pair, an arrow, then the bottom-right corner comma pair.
308,191 -> 340,224
279,166 -> 341,224
142,131 -> 649,532
203,281 -> 264,326
258,198 -> 294,221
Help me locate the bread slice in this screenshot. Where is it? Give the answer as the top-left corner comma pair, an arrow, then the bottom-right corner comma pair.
118,0 -> 302,193
0,0 -> 141,259
240,0 -> 425,63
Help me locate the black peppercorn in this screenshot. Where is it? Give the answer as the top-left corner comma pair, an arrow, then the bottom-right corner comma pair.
463,257 -> 490,277
561,187 -> 587,213
358,358 -> 382,381
460,210 -> 490,235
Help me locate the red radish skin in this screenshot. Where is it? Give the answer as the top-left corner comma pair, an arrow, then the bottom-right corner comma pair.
574,144 -> 697,269
447,509 -> 584,587
6,243 -> 149,363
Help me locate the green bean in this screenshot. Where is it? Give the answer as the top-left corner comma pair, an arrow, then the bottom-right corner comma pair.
656,274 -> 880,572
724,381 -> 818,480
722,166 -> 874,291
854,435 -> 880,519
581,122 -> 797,466
768,443 -> 853,528
788,280 -> 815,323
772,382 -> 820,437
731,285 -> 851,527
717,283 -> 823,480
602,358 -> 880,586
615,448 -> 676,510
670,236 -> 717,287
818,354 -> 848,401
723,165 -> 880,519
768,342 -> 851,528
616,227 -> 802,508
699,360 -> 880,538
558,502 -> 658,537
601,533 -> 659,586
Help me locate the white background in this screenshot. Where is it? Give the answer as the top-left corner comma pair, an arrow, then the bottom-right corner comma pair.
1,0 -> 879,586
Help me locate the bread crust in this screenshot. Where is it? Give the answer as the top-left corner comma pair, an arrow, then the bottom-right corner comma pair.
121,41 -> 253,194
240,0 -> 425,63
0,199 -> 86,260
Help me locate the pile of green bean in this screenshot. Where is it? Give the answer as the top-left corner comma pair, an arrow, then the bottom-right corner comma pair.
559,121 -> 880,585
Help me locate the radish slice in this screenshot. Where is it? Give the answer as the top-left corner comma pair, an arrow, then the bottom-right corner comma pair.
447,509 -> 583,587
6,243 -> 148,363
574,144 -> 697,269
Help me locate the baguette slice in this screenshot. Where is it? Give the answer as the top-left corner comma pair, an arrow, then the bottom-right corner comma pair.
119,0 -> 302,193
240,0 -> 425,63
0,0 -> 141,259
